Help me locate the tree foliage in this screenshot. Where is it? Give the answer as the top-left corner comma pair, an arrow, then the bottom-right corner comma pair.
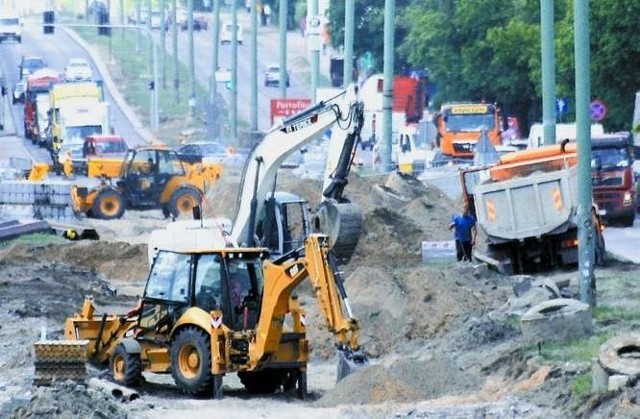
326,0 -> 640,132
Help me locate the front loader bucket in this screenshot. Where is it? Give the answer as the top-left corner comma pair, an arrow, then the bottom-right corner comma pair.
336,347 -> 369,382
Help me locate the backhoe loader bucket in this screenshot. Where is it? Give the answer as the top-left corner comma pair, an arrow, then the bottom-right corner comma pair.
314,201 -> 363,263
33,340 -> 89,385
336,346 -> 369,382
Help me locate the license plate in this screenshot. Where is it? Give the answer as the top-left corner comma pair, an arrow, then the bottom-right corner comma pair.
598,209 -> 607,216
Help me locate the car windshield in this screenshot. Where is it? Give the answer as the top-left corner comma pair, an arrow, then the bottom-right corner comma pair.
97,140 -> 127,154
0,18 -> 19,25
66,126 -> 103,143
592,147 -> 631,170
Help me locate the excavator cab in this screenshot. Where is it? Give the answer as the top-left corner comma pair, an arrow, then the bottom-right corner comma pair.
255,192 -> 311,258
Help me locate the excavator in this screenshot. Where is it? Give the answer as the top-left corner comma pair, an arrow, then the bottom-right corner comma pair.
149,84 -> 365,264
35,85 -> 369,398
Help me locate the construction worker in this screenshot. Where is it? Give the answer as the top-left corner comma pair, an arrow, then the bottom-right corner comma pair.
449,204 -> 477,262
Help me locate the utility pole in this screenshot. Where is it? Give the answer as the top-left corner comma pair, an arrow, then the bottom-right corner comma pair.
250,0 -> 258,132
210,0 -> 221,139
188,0 -> 196,118
343,0 -> 354,86
231,1 -> 238,139
160,0 -> 166,88
171,0 -> 179,103
278,0 -> 288,99
381,0 -> 395,172
135,0 -> 141,52
574,0 -> 596,306
309,0 -> 319,103
541,0 -> 556,145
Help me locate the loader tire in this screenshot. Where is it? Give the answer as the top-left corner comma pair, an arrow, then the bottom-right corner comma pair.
238,369 -> 286,394
110,344 -> 142,387
171,326 -> 213,397
168,187 -> 201,218
92,189 -> 125,220
314,201 -> 363,263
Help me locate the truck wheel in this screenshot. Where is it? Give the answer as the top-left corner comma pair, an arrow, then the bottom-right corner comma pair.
110,344 -> 142,387
92,189 -> 125,220
169,187 -> 201,218
171,326 -> 213,397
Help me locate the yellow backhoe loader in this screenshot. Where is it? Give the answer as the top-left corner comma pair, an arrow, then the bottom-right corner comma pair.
46,232 -> 367,398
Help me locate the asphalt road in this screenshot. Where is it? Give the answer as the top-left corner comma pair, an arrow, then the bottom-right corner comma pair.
1,16 -> 148,160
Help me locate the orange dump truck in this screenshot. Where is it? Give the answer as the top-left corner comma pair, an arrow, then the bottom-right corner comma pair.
460,141 -> 606,273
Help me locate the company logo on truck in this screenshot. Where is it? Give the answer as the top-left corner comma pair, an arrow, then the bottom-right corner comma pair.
450,105 -> 489,114
281,114 -> 318,134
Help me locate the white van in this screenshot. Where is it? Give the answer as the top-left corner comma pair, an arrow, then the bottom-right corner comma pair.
527,123 -> 604,149
0,12 -> 22,43
220,21 -> 243,45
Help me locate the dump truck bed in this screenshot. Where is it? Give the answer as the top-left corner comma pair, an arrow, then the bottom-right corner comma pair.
474,165 -> 578,242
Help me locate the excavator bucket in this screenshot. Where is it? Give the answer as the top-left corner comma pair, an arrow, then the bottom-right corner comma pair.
336,347 -> 369,382
314,201 -> 363,263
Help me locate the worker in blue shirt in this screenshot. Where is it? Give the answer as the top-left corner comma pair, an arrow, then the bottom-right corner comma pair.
449,204 -> 477,261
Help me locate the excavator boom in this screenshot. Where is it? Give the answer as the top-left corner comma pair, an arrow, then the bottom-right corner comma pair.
230,85 -> 364,255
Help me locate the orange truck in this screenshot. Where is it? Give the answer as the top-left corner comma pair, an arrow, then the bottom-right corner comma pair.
23,70 -> 63,144
433,102 -> 503,165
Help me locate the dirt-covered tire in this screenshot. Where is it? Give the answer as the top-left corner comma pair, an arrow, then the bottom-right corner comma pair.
168,187 -> 201,218
109,344 -> 142,387
238,369 -> 286,394
170,326 -> 213,396
92,189 -> 125,220
598,334 -> 640,377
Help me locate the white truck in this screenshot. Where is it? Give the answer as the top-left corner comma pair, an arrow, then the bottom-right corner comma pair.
0,12 -> 21,43
49,101 -> 111,161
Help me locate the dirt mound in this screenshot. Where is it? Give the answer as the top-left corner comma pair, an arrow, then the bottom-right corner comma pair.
0,241 -> 148,283
6,380 -> 130,419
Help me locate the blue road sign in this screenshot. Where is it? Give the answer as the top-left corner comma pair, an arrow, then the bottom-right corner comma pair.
556,98 -> 569,114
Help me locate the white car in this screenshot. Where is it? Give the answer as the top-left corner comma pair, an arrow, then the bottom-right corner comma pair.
65,58 -> 93,81
263,64 -> 290,87
220,21 -> 243,44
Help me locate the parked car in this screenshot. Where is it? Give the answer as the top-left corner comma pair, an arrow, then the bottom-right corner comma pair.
12,78 -> 26,104
263,64 -> 290,87
83,134 -> 128,158
176,10 -> 208,31
220,21 -> 242,43
19,55 -> 46,79
176,141 -> 230,164
64,58 -> 93,81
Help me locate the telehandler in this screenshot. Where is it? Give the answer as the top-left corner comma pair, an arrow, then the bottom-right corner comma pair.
49,231 -> 366,398
70,146 -> 222,219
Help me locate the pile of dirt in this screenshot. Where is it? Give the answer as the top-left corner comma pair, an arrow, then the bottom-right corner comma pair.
0,241 -> 148,283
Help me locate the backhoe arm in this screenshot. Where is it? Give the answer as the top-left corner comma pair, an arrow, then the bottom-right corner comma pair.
252,234 -> 366,378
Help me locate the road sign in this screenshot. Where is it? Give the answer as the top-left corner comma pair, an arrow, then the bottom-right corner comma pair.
270,98 -> 312,125
556,97 -> 568,114
590,100 -> 607,121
